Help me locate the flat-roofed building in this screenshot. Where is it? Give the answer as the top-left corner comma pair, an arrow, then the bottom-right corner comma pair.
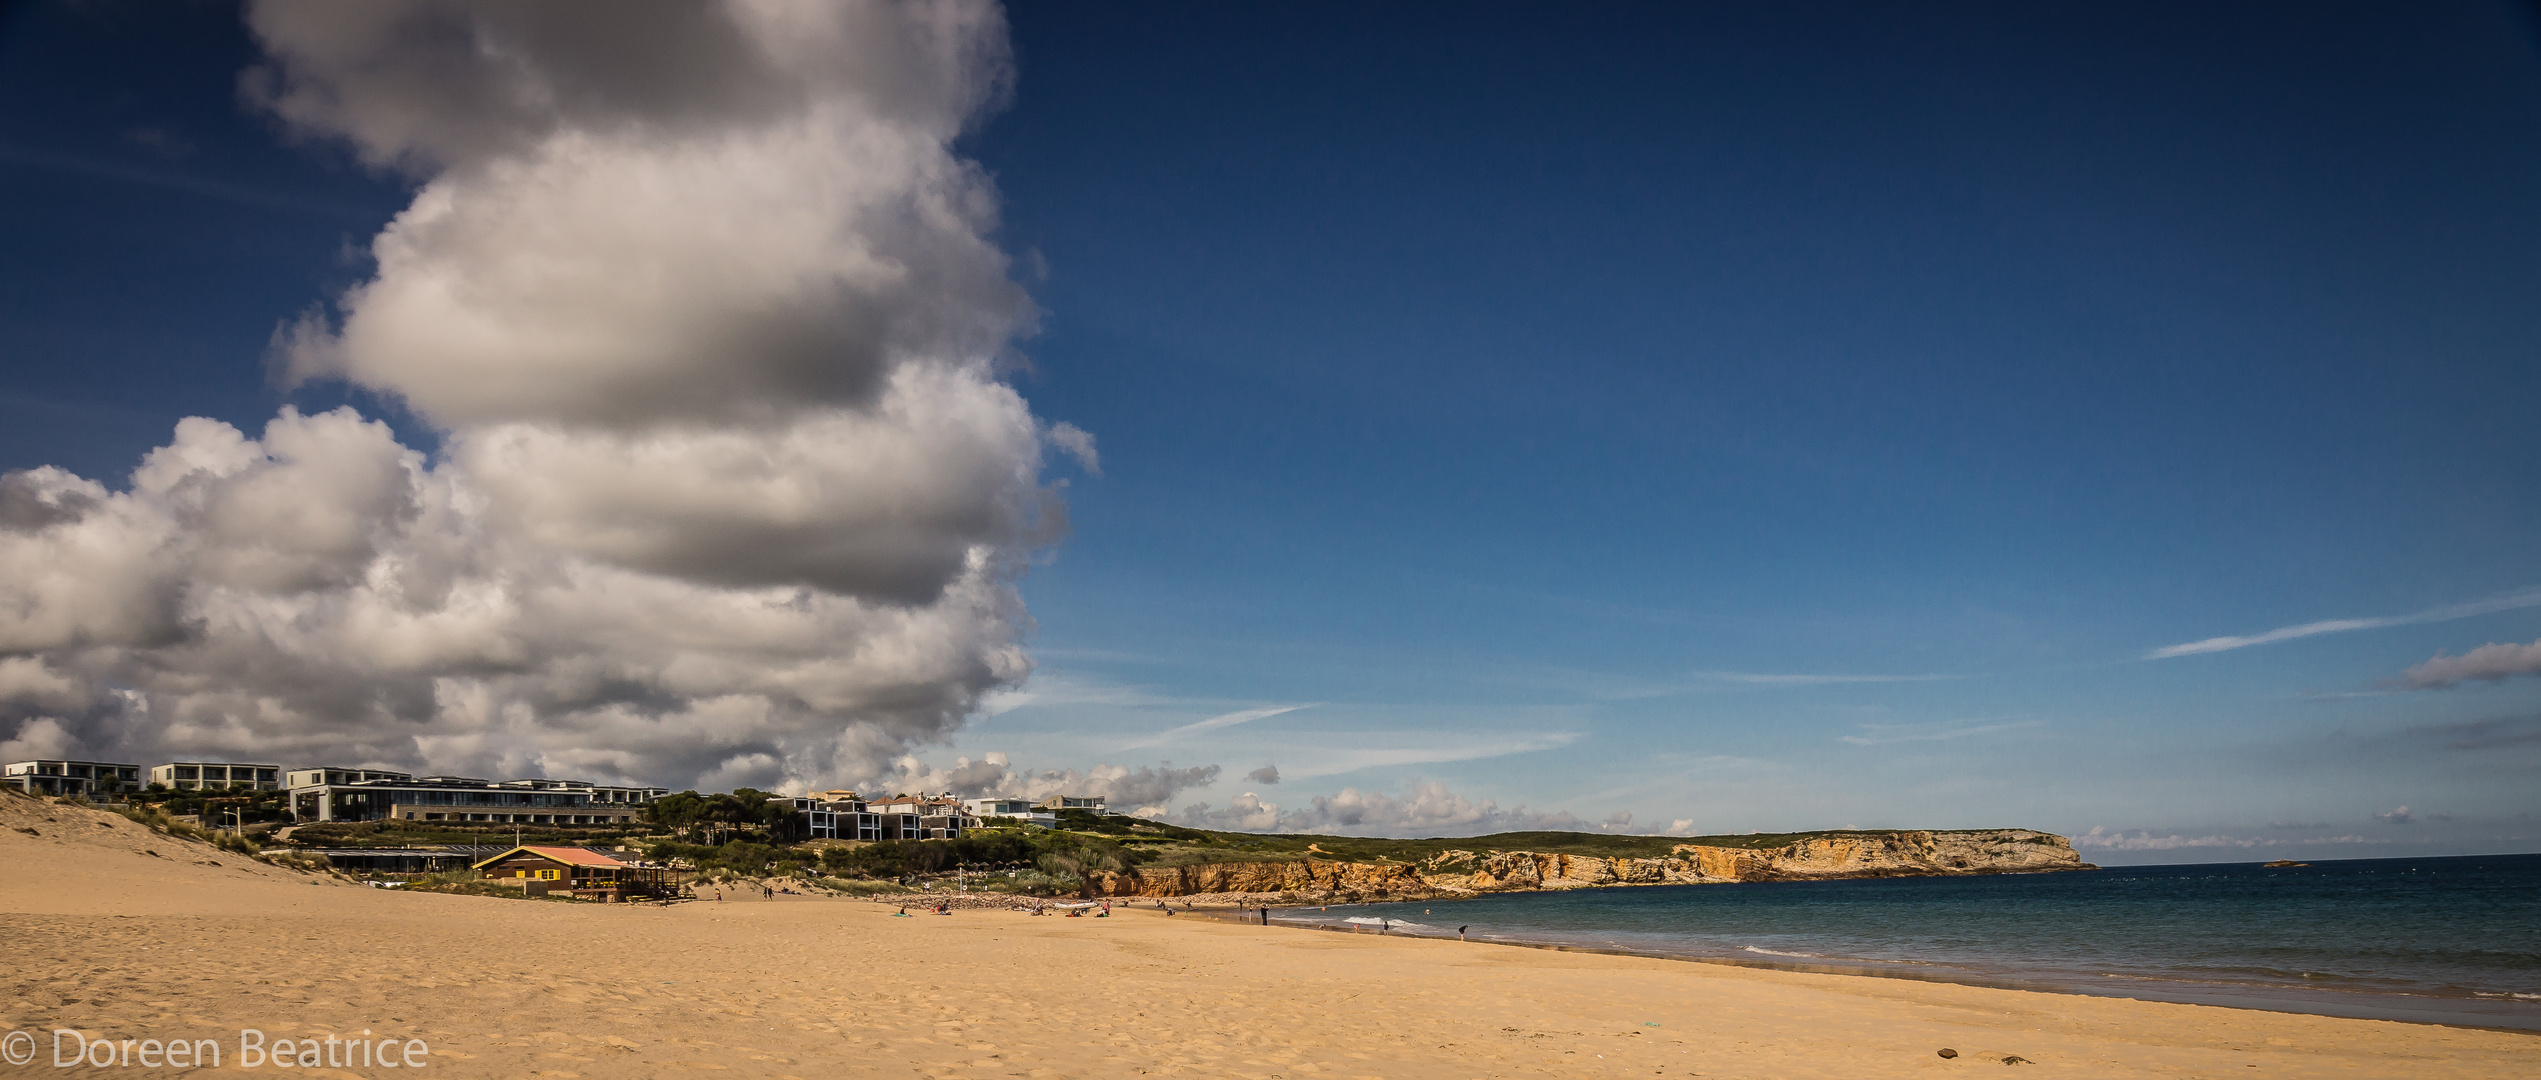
287,771 -> 665,824
285,767 -> 414,789
150,762 -> 282,791
4,760 -> 143,798
961,796 -> 1054,827
307,847 -> 480,874
780,793 -> 972,840
866,793 -> 977,839
782,795 -> 887,841
1035,794 -> 1111,815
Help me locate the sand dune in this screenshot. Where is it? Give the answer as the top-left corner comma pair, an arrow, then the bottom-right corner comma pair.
3,794 -> 2532,1078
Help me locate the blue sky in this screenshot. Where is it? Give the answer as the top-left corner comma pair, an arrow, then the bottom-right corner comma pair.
3,1 -> 2538,861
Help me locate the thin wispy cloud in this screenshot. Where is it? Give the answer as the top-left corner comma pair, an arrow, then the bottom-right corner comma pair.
1486,665 -> 1960,703
1838,718 -> 2044,746
1117,704 -> 1313,750
1692,670 -> 1959,686
978,671 -> 1211,716
1026,646 -> 1158,663
1280,731 -> 1586,779
0,142 -> 378,220
2145,587 -> 2541,660
2074,827 -> 2383,851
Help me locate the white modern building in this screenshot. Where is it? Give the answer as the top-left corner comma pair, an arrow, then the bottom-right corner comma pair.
782,795 -> 889,841
867,794 -> 978,838
788,793 -> 975,840
287,771 -> 666,824
285,767 -> 415,789
3,760 -> 142,798
150,762 -> 282,791
962,797 -> 1055,827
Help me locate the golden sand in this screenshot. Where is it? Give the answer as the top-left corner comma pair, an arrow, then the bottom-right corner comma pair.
4,795 -> 2533,1078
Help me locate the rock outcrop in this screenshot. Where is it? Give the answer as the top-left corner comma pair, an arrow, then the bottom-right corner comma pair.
1090,858 -> 1429,899
1086,829 -> 2089,899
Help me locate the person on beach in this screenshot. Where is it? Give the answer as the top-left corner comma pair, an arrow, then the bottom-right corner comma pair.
1459,925 -> 1468,939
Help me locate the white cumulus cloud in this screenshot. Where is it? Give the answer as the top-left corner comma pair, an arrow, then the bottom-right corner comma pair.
0,0 -> 1080,791
876,752 -> 1221,808
1170,780 -> 1617,837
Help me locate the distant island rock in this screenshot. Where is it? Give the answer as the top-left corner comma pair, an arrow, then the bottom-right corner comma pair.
2262,859 -> 2309,868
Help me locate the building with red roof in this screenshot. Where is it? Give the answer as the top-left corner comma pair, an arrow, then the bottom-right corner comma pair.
471,845 -> 662,901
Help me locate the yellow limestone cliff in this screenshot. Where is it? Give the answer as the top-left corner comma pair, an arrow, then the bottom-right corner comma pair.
1088,828 -> 2088,899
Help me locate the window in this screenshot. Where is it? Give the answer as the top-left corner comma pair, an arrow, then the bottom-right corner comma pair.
537,869 -> 561,881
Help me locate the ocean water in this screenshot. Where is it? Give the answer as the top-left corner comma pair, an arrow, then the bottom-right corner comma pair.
1273,853 -> 2541,1031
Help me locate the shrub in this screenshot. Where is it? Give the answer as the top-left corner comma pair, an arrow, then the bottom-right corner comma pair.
820,830 -> 1086,880
258,850 -> 335,874
814,877 -> 916,896
113,804 -> 265,854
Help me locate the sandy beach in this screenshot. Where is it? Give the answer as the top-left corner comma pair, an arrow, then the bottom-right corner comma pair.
4,797 -> 2534,1079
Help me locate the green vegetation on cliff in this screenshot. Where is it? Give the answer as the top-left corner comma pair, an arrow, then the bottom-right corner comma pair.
1053,812 -> 1957,869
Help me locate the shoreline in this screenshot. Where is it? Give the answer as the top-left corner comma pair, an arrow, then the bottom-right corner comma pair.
1229,908 -> 2541,1036
11,797 -> 2538,1077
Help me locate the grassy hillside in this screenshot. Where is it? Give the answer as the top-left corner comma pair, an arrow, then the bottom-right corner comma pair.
1054,812 -> 1928,868
274,802 -> 2014,875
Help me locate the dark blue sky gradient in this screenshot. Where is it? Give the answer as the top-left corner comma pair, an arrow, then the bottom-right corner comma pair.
3,1 -> 2538,854
970,2 -> 2541,674
0,0 -> 414,478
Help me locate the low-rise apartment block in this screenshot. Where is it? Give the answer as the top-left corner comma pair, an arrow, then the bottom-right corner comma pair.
287,771 -> 667,824
867,793 -> 978,839
1036,794 -> 1112,815
150,762 -> 282,791
4,760 -> 143,798
962,796 -> 1056,827
786,792 -> 977,840
285,767 -> 416,788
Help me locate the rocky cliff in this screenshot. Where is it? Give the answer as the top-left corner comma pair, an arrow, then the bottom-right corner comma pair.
1087,829 -> 2089,899
1092,858 -> 1431,898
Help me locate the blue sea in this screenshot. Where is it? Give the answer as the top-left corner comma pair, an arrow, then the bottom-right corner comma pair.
1273,853 -> 2541,1031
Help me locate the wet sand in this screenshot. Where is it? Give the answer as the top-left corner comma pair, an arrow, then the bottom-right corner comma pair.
4,795 -> 2534,1078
